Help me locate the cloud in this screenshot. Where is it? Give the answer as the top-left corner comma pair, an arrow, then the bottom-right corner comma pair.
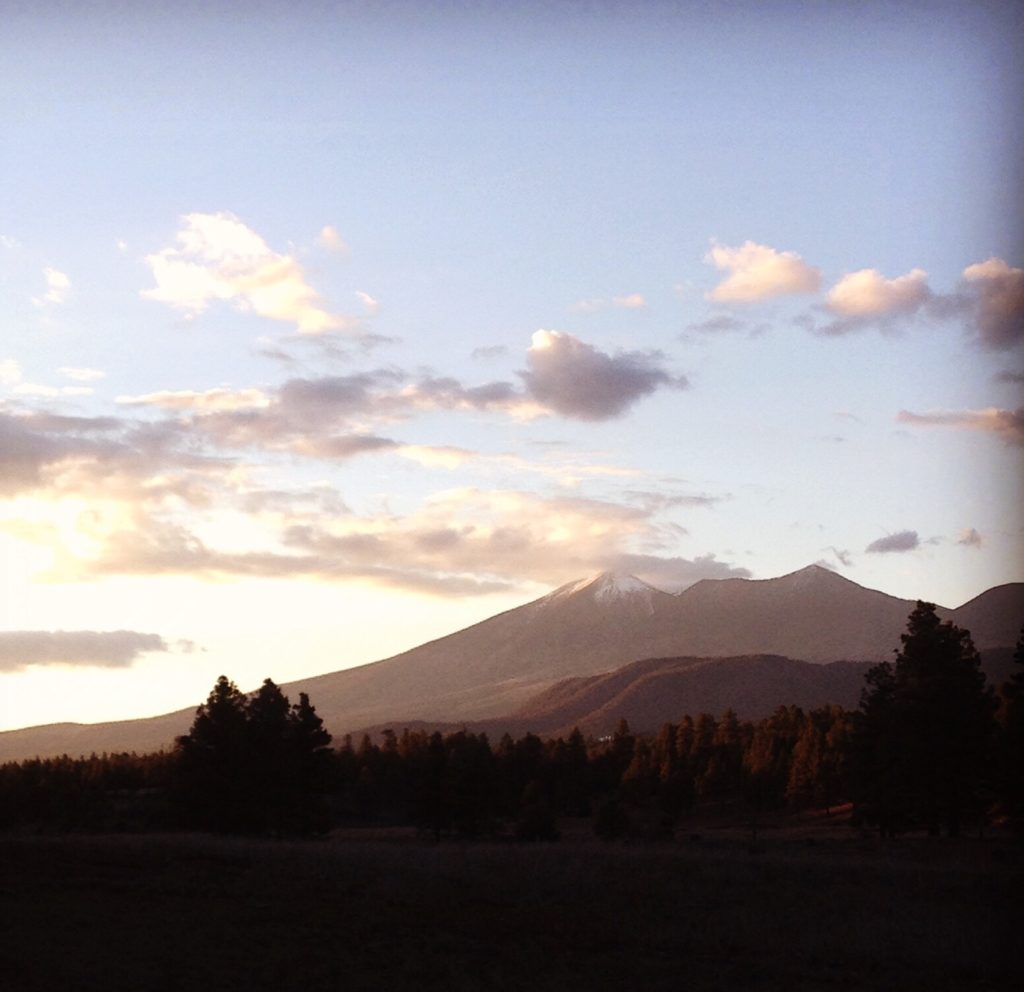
14,383 -> 94,397
117,387 -> 272,413
897,407 -> 1024,447
317,224 -> 349,254
0,630 -> 172,671
292,434 -> 400,460
682,314 -> 748,335
143,212 -> 356,335
522,330 -> 685,420
960,257 -> 1024,350
471,344 -> 508,360
994,370 -> 1024,384
0,409 -> 124,495
704,241 -> 821,302
601,552 -> 751,591
397,444 -> 475,469
32,267 -> 71,307
957,528 -> 983,548
826,268 -> 930,318
58,367 -> 106,382
570,294 -> 647,313
865,530 -> 920,554
2,386 -> 751,598
355,290 -> 380,315
569,298 -> 605,314
0,359 -> 22,386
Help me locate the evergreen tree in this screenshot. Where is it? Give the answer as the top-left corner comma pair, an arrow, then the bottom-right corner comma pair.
175,675 -> 251,831
994,625 -> 1024,829
174,675 -> 333,834
855,602 -> 994,836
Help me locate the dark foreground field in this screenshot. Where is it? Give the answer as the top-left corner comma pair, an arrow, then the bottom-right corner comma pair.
1,827 -> 1019,991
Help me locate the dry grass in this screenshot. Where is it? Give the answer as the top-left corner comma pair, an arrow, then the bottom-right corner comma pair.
0,828 -> 1019,991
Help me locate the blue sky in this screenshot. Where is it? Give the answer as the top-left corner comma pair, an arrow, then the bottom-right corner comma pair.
1,0 -> 1022,731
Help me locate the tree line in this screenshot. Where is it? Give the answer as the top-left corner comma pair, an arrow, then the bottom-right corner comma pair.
1,603 -> 1021,839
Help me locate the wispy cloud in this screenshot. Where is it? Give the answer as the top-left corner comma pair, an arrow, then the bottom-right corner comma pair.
470,344 -> 508,361
897,407 -> 1024,447
317,224 -> 349,254
58,367 -> 106,382
569,293 -> 648,314
117,387 -> 272,413
957,527 -> 983,548
704,240 -> 820,302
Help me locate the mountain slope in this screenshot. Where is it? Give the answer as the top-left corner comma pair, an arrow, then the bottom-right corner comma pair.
650,565 -> 915,662
2,567 -> 1021,761
285,571 -> 679,730
505,655 -> 876,737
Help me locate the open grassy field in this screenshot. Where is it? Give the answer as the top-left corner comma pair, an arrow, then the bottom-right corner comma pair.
0,826 -> 1019,991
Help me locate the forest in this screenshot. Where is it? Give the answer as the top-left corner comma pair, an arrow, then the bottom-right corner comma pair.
2,603 -> 1022,841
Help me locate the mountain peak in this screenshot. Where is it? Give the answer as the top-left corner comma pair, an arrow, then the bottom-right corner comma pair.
583,571 -> 659,602
543,570 -> 662,606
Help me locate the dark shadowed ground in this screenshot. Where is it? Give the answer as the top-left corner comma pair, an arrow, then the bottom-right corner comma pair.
0,825 -> 1018,991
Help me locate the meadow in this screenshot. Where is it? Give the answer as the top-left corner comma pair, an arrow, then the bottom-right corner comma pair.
1,822 -> 1018,991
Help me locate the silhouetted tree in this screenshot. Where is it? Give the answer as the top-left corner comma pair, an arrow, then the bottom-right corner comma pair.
855,602 -> 994,836
175,675 -> 251,831
174,675 -> 332,834
994,625 -> 1024,829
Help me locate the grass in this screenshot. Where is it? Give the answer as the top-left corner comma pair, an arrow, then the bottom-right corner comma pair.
0,825 -> 1019,991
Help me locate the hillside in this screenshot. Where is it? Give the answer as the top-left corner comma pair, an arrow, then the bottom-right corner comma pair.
2,566 -> 1021,761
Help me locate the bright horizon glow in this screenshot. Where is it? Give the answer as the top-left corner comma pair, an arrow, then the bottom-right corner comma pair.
1,1 -> 1021,733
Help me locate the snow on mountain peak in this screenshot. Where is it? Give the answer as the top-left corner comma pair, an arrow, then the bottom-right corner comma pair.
587,571 -> 657,602
544,571 -> 661,609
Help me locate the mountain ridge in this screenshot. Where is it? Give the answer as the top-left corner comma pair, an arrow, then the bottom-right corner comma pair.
2,566 -> 1021,761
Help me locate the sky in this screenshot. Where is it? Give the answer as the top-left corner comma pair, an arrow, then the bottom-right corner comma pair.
1,0 -> 1022,733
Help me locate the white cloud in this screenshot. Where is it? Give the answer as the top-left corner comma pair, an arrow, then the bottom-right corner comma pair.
116,387 -> 272,412
0,359 -> 22,386
826,267 -> 930,317
356,290 -> 380,315
14,383 -> 94,397
32,267 -> 71,307
705,240 -> 821,302
317,224 -> 349,254
570,294 -> 648,313
143,212 -> 356,335
58,367 -> 106,382
957,527 -> 983,548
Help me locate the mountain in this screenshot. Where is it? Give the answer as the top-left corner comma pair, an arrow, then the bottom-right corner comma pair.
282,571 -> 679,732
502,655 -> 876,738
2,567 -> 1021,762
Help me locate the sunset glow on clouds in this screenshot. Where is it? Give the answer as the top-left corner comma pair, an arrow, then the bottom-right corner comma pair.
0,1 -> 1020,731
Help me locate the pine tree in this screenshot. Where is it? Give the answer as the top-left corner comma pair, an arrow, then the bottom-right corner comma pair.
855,602 -> 994,836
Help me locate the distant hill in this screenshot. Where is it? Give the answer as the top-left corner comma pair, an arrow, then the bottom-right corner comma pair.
2,566 -> 1021,762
